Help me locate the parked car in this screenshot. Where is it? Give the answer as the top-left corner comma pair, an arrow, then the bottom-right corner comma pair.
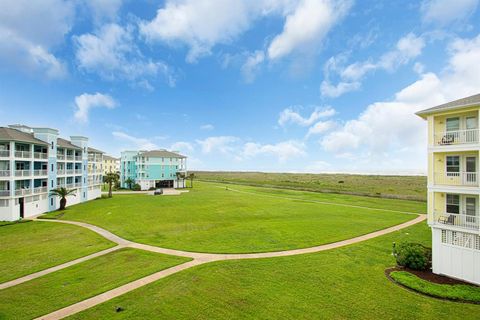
154,188 -> 163,195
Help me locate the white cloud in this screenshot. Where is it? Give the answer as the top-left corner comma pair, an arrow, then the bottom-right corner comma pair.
306,120 -> 337,137
268,0 -> 352,60
200,124 -> 214,131
320,33 -> 480,172
242,140 -> 306,162
321,33 -> 425,97
112,131 -> 159,150
84,0 -> 124,24
278,106 -> 336,127
421,0 -> 478,25
196,136 -> 239,154
74,23 -> 175,87
171,141 -> 194,153
74,93 -> 116,123
241,50 -> 265,83
0,0 -> 73,78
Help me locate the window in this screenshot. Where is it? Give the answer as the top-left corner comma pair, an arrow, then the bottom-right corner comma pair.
51,164 -> 54,172
51,180 -> 53,188
446,117 -> 460,132
51,141 -> 54,150
50,198 -> 54,206
446,194 -> 460,214
446,156 -> 460,174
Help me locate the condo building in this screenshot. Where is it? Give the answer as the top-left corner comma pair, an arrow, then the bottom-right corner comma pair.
417,93 -> 480,285
103,155 -> 120,175
120,150 -> 187,190
0,124 -> 104,221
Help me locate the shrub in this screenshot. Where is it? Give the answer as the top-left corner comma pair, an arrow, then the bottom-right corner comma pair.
132,183 -> 141,191
148,187 -> 156,191
393,242 -> 432,271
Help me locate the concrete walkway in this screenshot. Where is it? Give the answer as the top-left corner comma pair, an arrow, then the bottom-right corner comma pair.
29,213 -> 426,319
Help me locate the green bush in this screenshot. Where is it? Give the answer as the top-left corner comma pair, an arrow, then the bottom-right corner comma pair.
393,242 -> 431,271
132,183 -> 141,191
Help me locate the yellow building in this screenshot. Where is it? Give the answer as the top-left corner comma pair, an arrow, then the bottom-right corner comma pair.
417,93 -> 480,285
103,155 -> 119,175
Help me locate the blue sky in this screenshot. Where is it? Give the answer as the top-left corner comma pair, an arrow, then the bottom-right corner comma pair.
1,0 -> 480,174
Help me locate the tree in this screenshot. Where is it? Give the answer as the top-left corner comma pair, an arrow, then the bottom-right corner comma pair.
125,178 -> 134,190
49,187 -> 76,210
188,173 -> 195,188
104,172 -> 120,198
176,172 -> 185,188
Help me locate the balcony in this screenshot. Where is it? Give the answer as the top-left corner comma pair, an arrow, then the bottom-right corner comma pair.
33,186 -> 48,194
0,150 -> 9,158
65,169 -> 74,175
75,156 -> 82,161
0,170 -> 10,177
434,129 -> 479,146
75,169 -> 83,174
433,211 -> 479,232
15,170 -> 30,177
34,152 -> 48,160
433,172 -> 478,187
57,154 -> 65,160
33,170 -> 48,176
14,151 -> 31,158
66,155 -> 74,161
57,169 -> 66,175
0,190 -> 10,197
15,188 -> 32,196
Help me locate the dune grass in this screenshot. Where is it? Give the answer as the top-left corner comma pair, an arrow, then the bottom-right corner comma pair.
390,271 -> 480,303
0,221 -> 115,284
42,182 -> 422,253
0,248 -> 190,320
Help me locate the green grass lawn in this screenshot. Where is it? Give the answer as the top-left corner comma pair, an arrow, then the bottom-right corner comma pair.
68,223 -> 480,319
0,248 -> 190,320
194,171 -> 427,201
42,182 -> 423,253
390,271 -> 480,303
0,221 -> 115,284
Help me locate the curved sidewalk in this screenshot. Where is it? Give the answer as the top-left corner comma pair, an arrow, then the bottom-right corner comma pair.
24,214 -> 425,319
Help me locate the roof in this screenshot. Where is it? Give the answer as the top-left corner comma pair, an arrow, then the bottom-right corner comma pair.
138,150 -> 186,158
88,147 -> 104,154
103,155 -> 119,161
0,127 -> 48,145
416,93 -> 480,118
57,138 -> 81,150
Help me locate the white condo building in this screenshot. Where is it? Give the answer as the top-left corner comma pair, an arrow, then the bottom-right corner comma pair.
0,124 -> 104,221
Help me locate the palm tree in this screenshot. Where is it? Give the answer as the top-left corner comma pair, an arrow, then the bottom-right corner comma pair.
49,187 -> 76,210
104,172 -> 119,198
125,178 -> 134,190
175,172 -> 185,188
188,173 -> 195,188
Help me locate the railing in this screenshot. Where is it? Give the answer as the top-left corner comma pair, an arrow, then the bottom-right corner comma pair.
75,182 -> 82,187
75,156 -> 82,161
15,170 -> 31,177
433,211 -> 479,231
0,190 -> 10,197
14,151 -> 31,158
34,152 -> 48,160
57,154 -> 65,160
15,188 -> 31,196
57,169 -> 65,175
0,170 -> 10,177
33,170 -> 48,176
66,183 -> 75,189
434,172 -> 478,186
66,169 -> 74,175
33,186 -> 48,194
434,129 -> 479,146
75,169 -> 83,174
66,155 -> 74,161
0,150 -> 9,157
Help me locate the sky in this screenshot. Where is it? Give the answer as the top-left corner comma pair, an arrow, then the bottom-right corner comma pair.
1,0 -> 480,174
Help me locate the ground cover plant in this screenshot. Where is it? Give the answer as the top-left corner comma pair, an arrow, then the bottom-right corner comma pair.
42,182 -> 423,253
0,248 -> 190,320
0,221 -> 115,284
390,271 -> 480,303
194,171 -> 427,201
69,223 -> 480,319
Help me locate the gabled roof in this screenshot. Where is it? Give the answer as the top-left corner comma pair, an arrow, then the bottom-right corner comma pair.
416,93 -> 480,118
88,147 -> 104,154
103,155 -> 118,161
0,127 -> 48,145
139,150 -> 186,158
57,138 -> 81,150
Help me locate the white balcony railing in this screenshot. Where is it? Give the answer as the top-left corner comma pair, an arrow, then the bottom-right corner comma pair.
57,169 -> 65,175
0,150 -> 9,157
57,154 -> 65,160
75,169 -> 83,174
66,169 -> 74,175
433,211 -> 480,231
66,155 -> 74,161
434,129 -> 479,146
15,170 -> 31,177
66,183 -> 75,189
34,152 -> 48,160
33,170 -> 48,176
0,190 -> 10,197
75,156 -> 82,161
14,151 -> 31,158
33,186 -> 48,194
15,188 -> 31,196
433,172 -> 478,186
0,170 -> 10,177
